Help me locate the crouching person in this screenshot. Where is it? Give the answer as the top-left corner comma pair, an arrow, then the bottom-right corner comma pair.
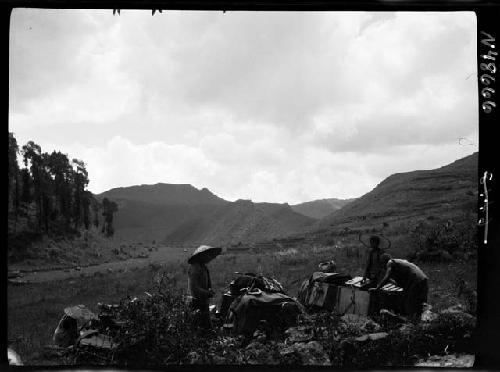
369,254 -> 428,318
187,245 -> 221,332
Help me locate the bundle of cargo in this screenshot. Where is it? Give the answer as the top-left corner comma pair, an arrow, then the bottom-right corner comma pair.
226,288 -> 302,343
51,301 -> 128,353
219,272 -> 285,320
219,273 -> 302,344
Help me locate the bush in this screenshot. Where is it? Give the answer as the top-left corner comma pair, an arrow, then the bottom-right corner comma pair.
408,215 -> 477,262
67,290 -> 208,366
321,310 -> 476,368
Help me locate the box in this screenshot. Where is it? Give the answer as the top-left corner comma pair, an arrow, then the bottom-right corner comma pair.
307,282 -> 339,310
337,286 -> 371,315
336,284 -> 404,316
370,286 -> 404,314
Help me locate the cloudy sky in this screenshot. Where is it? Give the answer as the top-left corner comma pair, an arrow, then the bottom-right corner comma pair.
9,10 -> 478,204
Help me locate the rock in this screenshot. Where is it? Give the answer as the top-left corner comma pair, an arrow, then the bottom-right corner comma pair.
211,355 -> 227,364
284,326 -> 314,343
187,351 -> 204,364
442,304 -> 466,314
421,308 -> 438,322
415,353 -> 475,367
8,348 -> 23,366
398,323 -> 417,335
354,332 -> 389,342
79,334 -> 117,349
245,341 -> 264,350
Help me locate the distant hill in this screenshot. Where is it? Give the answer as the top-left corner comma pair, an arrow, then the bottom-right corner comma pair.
291,198 -> 356,219
98,183 -> 227,206
313,152 -> 478,232
164,199 -> 316,246
97,184 -> 316,245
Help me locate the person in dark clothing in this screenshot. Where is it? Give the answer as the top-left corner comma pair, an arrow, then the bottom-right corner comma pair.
360,234 -> 390,287
187,245 -> 221,331
369,254 -> 429,318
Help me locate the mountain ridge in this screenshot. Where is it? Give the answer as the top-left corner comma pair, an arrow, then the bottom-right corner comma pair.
97,152 -> 478,247
313,152 -> 478,232
98,184 -> 316,245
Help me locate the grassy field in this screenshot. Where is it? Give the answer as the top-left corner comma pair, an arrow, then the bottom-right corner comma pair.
8,234 -> 477,365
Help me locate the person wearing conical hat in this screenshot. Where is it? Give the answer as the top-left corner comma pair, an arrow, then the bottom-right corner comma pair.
187,245 -> 221,331
359,233 -> 391,287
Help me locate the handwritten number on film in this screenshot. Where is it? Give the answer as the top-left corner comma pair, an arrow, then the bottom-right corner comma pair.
479,171 -> 493,244
480,31 -> 497,113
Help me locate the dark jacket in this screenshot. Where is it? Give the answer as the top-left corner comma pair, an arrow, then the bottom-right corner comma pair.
188,262 -> 212,302
388,259 -> 427,289
365,248 -> 386,282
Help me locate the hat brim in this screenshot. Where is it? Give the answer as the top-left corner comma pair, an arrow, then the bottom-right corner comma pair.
188,247 -> 222,264
359,234 -> 391,250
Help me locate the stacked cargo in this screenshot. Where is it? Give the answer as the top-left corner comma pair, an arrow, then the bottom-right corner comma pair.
298,275 -> 404,316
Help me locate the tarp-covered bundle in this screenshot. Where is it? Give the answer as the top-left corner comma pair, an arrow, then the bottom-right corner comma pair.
228,290 -> 302,338
220,273 -> 286,319
229,273 -> 285,294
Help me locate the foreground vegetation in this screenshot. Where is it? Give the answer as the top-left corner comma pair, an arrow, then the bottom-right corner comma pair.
8,235 -> 477,365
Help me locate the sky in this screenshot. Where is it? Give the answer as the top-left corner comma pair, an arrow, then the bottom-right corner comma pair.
9,10 -> 478,204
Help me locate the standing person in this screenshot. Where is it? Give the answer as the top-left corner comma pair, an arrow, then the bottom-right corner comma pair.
359,234 -> 391,287
187,245 -> 222,332
369,254 -> 429,318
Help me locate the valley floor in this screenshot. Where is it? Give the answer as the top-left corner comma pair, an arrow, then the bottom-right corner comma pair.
7,240 -> 477,366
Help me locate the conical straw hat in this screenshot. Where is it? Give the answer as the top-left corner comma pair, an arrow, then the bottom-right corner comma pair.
359,233 -> 391,250
187,245 -> 222,264
64,304 -> 98,321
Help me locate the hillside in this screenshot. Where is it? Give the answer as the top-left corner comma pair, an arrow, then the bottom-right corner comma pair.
98,185 -> 316,245
314,152 -> 478,232
98,183 -> 228,206
164,199 -> 316,246
291,198 -> 356,219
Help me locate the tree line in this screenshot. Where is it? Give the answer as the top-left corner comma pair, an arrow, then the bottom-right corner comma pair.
8,132 -> 117,237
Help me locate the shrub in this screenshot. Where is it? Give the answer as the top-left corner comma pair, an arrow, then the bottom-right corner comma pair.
408,215 -> 477,263
67,290 -> 208,366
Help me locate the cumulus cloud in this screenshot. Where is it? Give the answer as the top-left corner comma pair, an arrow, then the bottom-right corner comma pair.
9,9 -> 478,204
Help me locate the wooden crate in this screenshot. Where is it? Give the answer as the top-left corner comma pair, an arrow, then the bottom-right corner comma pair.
307,282 -> 339,310
337,285 -> 404,316
336,286 -> 371,316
